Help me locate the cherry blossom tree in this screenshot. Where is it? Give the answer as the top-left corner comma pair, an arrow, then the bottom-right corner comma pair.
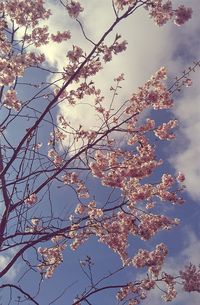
0,1 -> 199,305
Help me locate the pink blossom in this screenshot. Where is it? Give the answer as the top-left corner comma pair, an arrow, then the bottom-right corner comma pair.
161,174 -> 174,188
154,120 -> 178,140
185,78 -> 192,87
114,0 -> 136,10
48,149 -> 63,167
30,26 -> 49,46
3,90 -> 21,111
31,218 -> 39,226
66,1 -> 84,18
102,47 -> 112,62
180,264 -> 200,292
146,1 -> 192,27
5,0 -> 51,26
75,203 -> 86,215
38,244 -> 66,278
112,40 -> 128,54
174,6 -> 192,26
25,193 -> 37,205
114,73 -> 125,82
138,213 -> 179,240
67,46 -> 83,63
176,172 -> 185,183
162,285 -> 177,301
132,243 -> 168,276
147,0 -> 173,26
51,31 -> 71,43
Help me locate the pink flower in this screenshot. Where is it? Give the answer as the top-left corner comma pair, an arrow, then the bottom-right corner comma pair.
67,46 -> 83,62
112,40 -> 128,54
25,193 -> 37,205
185,78 -> 192,87
75,203 -> 86,215
174,6 -> 192,26
147,0 -> 173,26
114,0 -> 136,10
3,90 -> 21,111
176,172 -> 185,183
180,264 -> 200,292
154,120 -> 178,140
66,1 -> 84,18
51,31 -> 71,43
5,0 -> 51,27
31,26 -> 49,47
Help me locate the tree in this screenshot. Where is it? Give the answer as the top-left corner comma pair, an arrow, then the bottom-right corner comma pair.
0,0 -> 199,304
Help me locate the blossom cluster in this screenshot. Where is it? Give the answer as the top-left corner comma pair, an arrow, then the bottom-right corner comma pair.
132,243 -> 168,276
69,223 -> 90,251
38,244 -> 66,278
24,193 -> 37,205
126,67 -> 173,118
180,264 -> 200,293
49,129 -> 66,144
174,5 -> 193,26
161,273 -> 177,302
24,26 -> 49,47
70,204 -> 180,269
51,30 -> 71,43
154,120 -> 178,140
54,82 -> 102,109
89,139 -> 184,208
138,213 -> 179,240
62,172 -> 89,198
0,53 -> 45,86
0,28 -> 11,56
69,210 -> 134,263
26,218 -> 43,232
73,189 -> 175,257
114,0 -> 192,27
48,149 -> 63,168
148,1 -> 192,26
101,40 -> 128,63
117,279 -> 155,305
3,90 -> 21,111
0,0 -> 198,303
4,0 -> 51,26
114,0 -> 136,10
67,46 -> 83,63
66,1 -> 84,18
75,201 -> 103,219
63,39 -> 127,82
117,273 -> 178,304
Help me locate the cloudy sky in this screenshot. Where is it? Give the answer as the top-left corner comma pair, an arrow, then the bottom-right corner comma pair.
36,0 -> 200,199
31,0 -> 200,303
1,1 -> 200,305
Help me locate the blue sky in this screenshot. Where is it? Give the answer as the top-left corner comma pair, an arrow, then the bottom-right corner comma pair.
1,1 -> 200,305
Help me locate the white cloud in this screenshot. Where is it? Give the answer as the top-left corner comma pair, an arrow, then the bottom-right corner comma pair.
181,229 -> 200,265
141,228 -> 200,305
50,0 -> 200,202
0,254 -> 18,281
169,0 -> 200,200
23,0 -> 200,199
170,76 -> 200,200
42,0 -> 175,141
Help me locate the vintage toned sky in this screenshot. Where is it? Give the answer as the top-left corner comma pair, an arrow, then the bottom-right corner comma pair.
36,0 -> 200,199
1,1 -> 200,304
30,1 -> 200,304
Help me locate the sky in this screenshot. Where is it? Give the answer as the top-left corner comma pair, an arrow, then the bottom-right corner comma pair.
37,0 -> 200,200
1,1 -> 200,305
